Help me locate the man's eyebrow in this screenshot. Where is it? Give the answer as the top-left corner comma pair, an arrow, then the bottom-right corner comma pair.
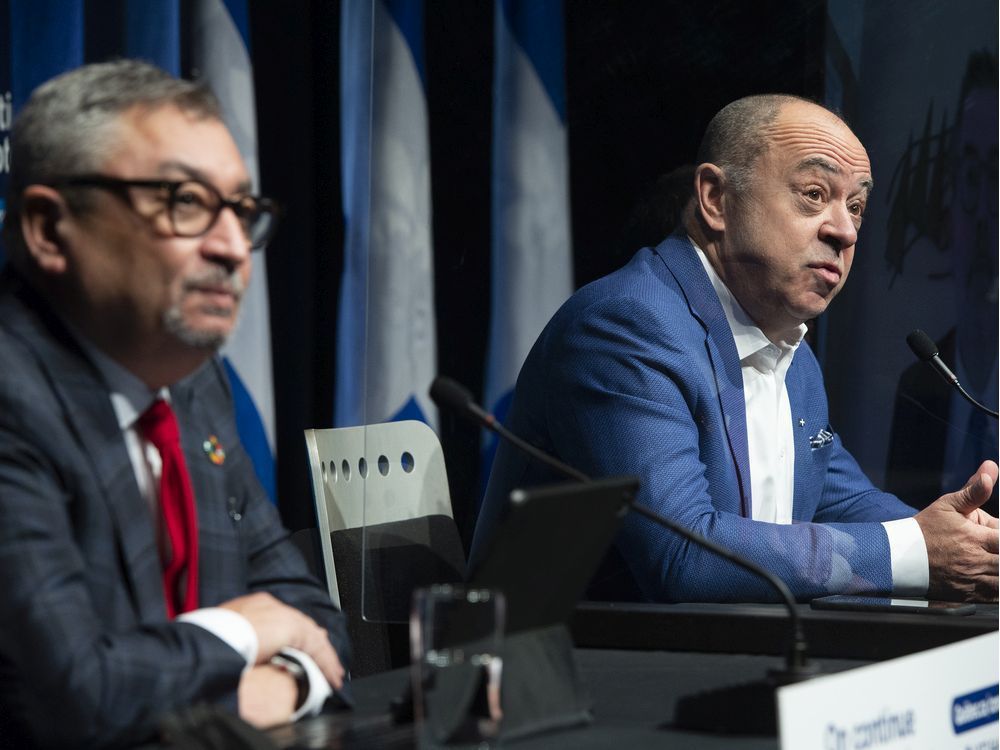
157,160 -> 252,194
796,157 -> 873,194
795,156 -> 841,175
157,160 -> 203,180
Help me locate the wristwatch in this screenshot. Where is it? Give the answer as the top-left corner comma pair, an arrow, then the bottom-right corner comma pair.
270,653 -> 308,709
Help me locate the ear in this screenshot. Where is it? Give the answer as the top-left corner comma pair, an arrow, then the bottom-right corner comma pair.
19,185 -> 71,275
694,163 -> 727,233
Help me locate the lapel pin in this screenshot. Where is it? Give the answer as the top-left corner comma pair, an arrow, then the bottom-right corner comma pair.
798,418 -> 806,427
203,435 -> 226,465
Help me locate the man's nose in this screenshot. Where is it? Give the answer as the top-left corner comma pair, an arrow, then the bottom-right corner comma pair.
819,202 -> 859,251
201,204 -> 252,268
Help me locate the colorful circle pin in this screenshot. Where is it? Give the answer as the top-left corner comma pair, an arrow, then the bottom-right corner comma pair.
203,435 -> 226,465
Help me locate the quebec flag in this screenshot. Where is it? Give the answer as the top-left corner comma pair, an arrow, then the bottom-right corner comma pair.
336,0 -> 437,429
482,0 -> 573,485
191,0 -> 277,503
124,0 -> 180,75
126,0 -> 277,502
2,0 -> 86,264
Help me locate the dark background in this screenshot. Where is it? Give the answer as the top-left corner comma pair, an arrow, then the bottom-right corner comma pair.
248,1 -> 828,541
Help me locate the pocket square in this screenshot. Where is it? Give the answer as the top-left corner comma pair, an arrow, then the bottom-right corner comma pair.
809,427 -> 834,450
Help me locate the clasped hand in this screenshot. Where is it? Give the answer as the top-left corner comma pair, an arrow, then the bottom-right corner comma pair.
221,592 -> 345,727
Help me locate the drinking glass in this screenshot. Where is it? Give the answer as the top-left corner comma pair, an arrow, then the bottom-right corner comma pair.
410,585 -> 505,748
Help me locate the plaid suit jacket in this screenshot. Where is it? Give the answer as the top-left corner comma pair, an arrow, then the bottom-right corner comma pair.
0,269 -> 348,749
473,233 -> 916,602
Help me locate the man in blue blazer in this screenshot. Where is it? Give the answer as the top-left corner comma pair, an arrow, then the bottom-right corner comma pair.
0,62 -> 348,748
473,95 -> 998,604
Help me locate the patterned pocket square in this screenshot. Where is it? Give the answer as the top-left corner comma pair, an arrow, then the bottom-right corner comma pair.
809,427 -> 834,450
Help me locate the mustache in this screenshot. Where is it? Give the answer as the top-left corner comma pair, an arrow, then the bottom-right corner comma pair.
181,267 -> 246,300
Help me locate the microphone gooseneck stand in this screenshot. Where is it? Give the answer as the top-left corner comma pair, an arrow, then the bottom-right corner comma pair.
431,376 -> 822,734
907,330 -> 999,419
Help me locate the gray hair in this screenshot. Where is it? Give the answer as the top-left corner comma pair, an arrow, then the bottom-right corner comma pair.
696,93 -> 834,194
3,59 -> 221,267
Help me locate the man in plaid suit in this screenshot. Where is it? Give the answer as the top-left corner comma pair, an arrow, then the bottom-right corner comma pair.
0,61 -> 348,748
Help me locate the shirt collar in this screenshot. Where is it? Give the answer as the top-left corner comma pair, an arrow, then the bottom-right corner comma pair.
64,322 -> 168,430
690,237 -> 807,371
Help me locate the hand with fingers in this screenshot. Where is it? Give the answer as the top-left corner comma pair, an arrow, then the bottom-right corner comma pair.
219,592 -> 346,727
916,460 -> 1000,602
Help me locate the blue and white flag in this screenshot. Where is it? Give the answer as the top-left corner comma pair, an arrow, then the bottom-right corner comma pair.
336,0 -> 437,429
2,0 -> 86,264
482,0 -> 572,479
6,1 -> 83,108
125,0 -> 180,75
190,0 -> 277,503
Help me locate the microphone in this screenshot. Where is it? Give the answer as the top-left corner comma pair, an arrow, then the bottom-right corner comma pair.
430,376 -> 818,688
906,330 -> 998,419
430,377 -> 588,483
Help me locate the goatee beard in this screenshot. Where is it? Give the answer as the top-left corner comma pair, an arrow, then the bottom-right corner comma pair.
163,268 -> 245,350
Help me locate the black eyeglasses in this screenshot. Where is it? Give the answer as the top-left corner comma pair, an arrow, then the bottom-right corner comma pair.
51,175 -> 280,249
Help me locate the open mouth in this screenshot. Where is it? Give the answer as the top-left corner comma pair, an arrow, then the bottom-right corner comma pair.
809,263 -> 842,286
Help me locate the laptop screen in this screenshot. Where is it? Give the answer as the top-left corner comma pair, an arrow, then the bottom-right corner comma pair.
467,476 -> 638,633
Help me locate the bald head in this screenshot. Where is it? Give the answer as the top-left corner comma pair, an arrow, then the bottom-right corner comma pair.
696,94 -> 847,194
688,94 -> 872,342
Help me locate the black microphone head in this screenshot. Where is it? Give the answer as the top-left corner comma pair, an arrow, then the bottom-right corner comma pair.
906,330 -> 939,361
429,376 -> 474,412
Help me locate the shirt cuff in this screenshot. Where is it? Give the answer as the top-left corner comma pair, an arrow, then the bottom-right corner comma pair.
882,517 -> 929,596
177,607 -> 259,669
280,647 -> 333,721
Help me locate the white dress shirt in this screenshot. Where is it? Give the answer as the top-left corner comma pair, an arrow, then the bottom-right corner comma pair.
692,242 -> 929,595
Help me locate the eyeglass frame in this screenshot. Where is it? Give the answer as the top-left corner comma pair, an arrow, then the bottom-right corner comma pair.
47,174 -> 281,249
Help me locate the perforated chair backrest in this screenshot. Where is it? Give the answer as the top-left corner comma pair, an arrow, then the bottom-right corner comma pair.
304,420 -> 456,609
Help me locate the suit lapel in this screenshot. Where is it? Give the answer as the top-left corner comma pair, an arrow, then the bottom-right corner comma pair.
170,361 -> 240,606
58,370 -> 167,619
1,277 -> 165,619
653,235 -> 753,516
170,374 -> 213,592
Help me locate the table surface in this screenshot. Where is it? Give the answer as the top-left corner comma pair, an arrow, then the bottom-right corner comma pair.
571,600 -> 999,660
275,648 -> 875,749
268,601 -> 997,749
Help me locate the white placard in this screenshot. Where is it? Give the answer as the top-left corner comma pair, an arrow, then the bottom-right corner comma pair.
778,631 -> 999,749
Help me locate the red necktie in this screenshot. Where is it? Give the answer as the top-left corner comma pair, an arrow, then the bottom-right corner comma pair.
137,399 -> 199,617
